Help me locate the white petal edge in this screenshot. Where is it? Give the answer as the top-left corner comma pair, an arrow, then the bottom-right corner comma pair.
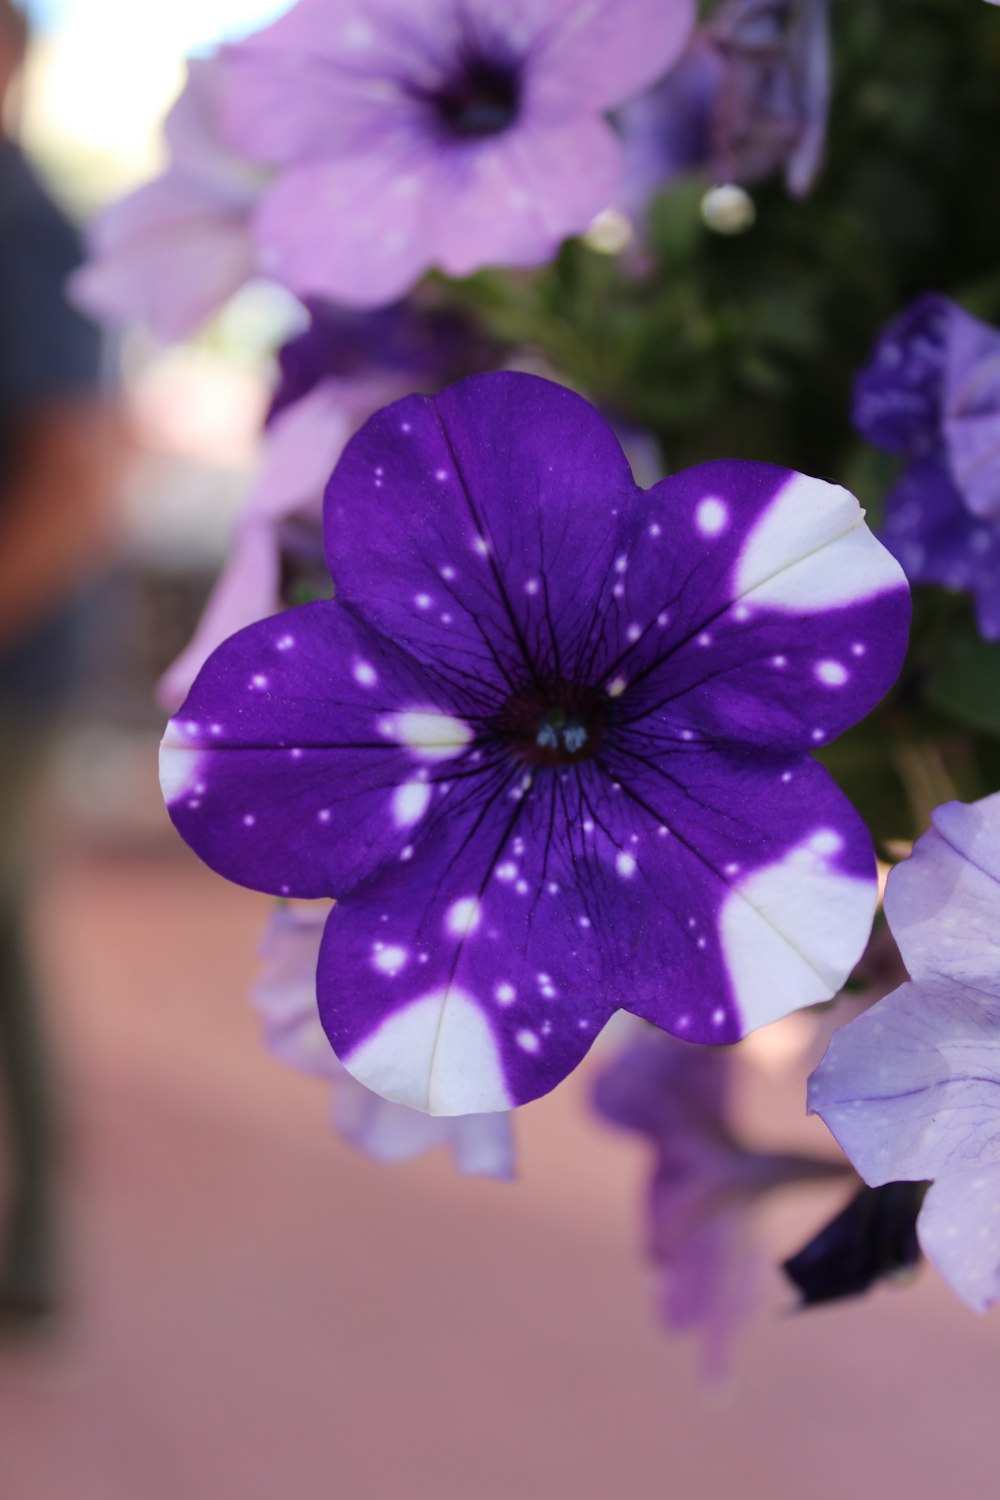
719,836 -> 877,1032
734,473 -> 907,611
341,988 -> 512,1116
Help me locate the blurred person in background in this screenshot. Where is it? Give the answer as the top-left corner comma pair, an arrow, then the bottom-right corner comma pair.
0,0 -> 112,1322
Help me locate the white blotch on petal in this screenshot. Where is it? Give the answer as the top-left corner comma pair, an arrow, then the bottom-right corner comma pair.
616,852 -> 637,879
445,897 -> 482,938
392,779 -> 431,828
372,944 -> 407,976
815,659 -> 849,687
695,497 -> 729,537
495,982 -> 516,1005
353,660 -> 378,687
734,472 -> 907,610
607,676 -> 628,698
718,838 -> 875,1033
414,593 -> 432,610
382,709 -> 473,761
343,989 -> 510,1115
517,1030 -> 540,1054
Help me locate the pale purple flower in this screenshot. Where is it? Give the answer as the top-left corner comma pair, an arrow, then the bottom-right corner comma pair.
216,0 -> 696,307
618,0 -> 831,219
70,59 -> 266,340
160,371 -> 908,1116
159,301 -> 496,708
810,791 -> 1000,1313
256,903 -> 516,1173
854,294 -> 1000,640
595,1030 -> 844,1375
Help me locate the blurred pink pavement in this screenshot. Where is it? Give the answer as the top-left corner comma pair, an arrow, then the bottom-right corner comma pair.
1,826 -> 998,1500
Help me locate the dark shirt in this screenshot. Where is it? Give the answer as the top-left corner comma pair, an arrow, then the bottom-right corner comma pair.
0,139 -> 102,711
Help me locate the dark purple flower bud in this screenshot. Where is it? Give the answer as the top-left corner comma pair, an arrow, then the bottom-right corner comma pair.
783,1181 -> 926,1305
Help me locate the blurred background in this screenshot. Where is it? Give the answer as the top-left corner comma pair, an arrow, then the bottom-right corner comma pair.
2,3 -> 1000,1498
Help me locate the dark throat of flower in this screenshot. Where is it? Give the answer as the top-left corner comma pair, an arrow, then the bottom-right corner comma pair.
498,681 -> 612,769
427,49 -> 522,140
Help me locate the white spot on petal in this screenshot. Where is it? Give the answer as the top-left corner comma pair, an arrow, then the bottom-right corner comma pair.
696,497 -> 729,537
373,945 -> 407,976
445,897 -> 482,937
393,780 -> 431,828
815,659 -> 849,687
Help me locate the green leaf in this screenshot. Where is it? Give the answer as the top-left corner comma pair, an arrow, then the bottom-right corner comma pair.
925,634 -> 1000,737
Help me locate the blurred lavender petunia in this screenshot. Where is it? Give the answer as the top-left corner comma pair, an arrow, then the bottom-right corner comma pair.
70,59 -> 267,340
215,0 -> 695,306
257,903 -> 516,1175
618,0 -> 831,219
854,294 -> 1000,639
159,300 -> 497,708
595,1030 -> 845,1375
810,792 -> 1000,1312
160,371 -> 908,1115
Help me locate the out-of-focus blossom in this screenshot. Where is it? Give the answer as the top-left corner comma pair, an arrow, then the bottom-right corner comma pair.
783,1181 -> 925,1305
594,1030 -> 845,1375
810,792 -> 1000,1313
160,371 -> 908,1115
215,0 -> 695,307
854,294 -> 1000,639
159,300 -> 497,708
70,59 -> 267,340
618,0 -> 831,220
256,903 -> 516,1175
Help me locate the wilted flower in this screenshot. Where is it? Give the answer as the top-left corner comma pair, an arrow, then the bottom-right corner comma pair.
160,371 -> 908,1116
159,300 -> 497,707
595,1030 -> 846,1375
853,293 -> 1000,640
216,0 -> 695,307
70,59 -> 266,340
256,903 -> 516,1174
810,791 -> 1000,1312
618,0 -> 831,219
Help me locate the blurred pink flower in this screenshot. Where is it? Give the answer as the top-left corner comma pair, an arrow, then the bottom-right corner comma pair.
217,0 -> 695,306
256,903 -> 516,1176
70,59 -> 267,340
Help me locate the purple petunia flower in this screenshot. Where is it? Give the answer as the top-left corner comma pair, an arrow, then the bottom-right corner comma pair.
809,791 -> 1000,1312
617,0 -> 831,219
160,371 -> 909,1116
159,300 -> 496,708
70,59 -> 267,340
594,1029 -> 845,1376
257,903 -> 516,1174
215,0 -> 695,307
853,294 -> 1000,640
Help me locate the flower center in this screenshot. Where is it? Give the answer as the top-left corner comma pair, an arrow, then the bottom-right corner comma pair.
501,682 -> 611,768
430,54 -> 521,139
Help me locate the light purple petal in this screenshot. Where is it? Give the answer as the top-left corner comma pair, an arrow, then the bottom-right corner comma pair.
943,303 -> 1000,522
885,794 -> 1000,986
919,1169 -> 1000,1314
71,59 -> 264,338
70,178 -> 257,341
810,791 -> 1000,1312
